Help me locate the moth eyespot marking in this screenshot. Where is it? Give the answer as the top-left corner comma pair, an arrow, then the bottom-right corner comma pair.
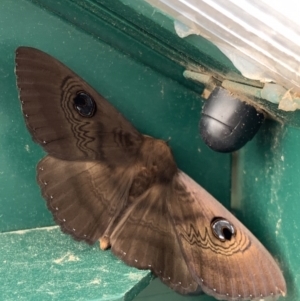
73,91 -> 96,117
211,217 -> 236,241
134,259 -> 138,262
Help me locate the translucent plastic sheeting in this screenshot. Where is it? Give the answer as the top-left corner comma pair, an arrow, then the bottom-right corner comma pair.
146,0 -> 300,93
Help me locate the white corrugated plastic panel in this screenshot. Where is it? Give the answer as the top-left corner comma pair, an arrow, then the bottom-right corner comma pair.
146,0 -> 300,93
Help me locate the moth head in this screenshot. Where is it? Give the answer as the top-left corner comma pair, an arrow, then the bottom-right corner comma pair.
73,91 -> 96,117
211,217 -> 236,242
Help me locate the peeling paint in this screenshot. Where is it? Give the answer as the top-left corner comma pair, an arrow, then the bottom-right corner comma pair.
278,90 -> 300,111
9,226 -> 59,235
89,278 -> 102,285
126,272 -> 145,281
53,252 -> 80,264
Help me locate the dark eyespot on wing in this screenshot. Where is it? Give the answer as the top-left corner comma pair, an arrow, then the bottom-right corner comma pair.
211,218 -> 236,242
73,91 -> 96,117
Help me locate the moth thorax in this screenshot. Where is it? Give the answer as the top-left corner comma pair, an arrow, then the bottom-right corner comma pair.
141,137 -> 177,182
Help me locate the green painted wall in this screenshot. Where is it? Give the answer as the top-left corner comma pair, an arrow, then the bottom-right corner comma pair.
232,121 -> 300,301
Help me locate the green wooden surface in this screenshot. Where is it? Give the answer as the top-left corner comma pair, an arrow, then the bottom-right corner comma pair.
0,227 -> 152,301
232,120 -> 300,301
28,0 -> 237,90
134,278 -> 215,301
0,0 -> 230,300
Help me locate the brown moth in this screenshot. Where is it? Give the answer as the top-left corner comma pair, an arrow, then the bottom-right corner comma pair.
15,47 -> 286,301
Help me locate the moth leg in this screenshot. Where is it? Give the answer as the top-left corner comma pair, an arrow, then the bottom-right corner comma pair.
99,235 -> 111,250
